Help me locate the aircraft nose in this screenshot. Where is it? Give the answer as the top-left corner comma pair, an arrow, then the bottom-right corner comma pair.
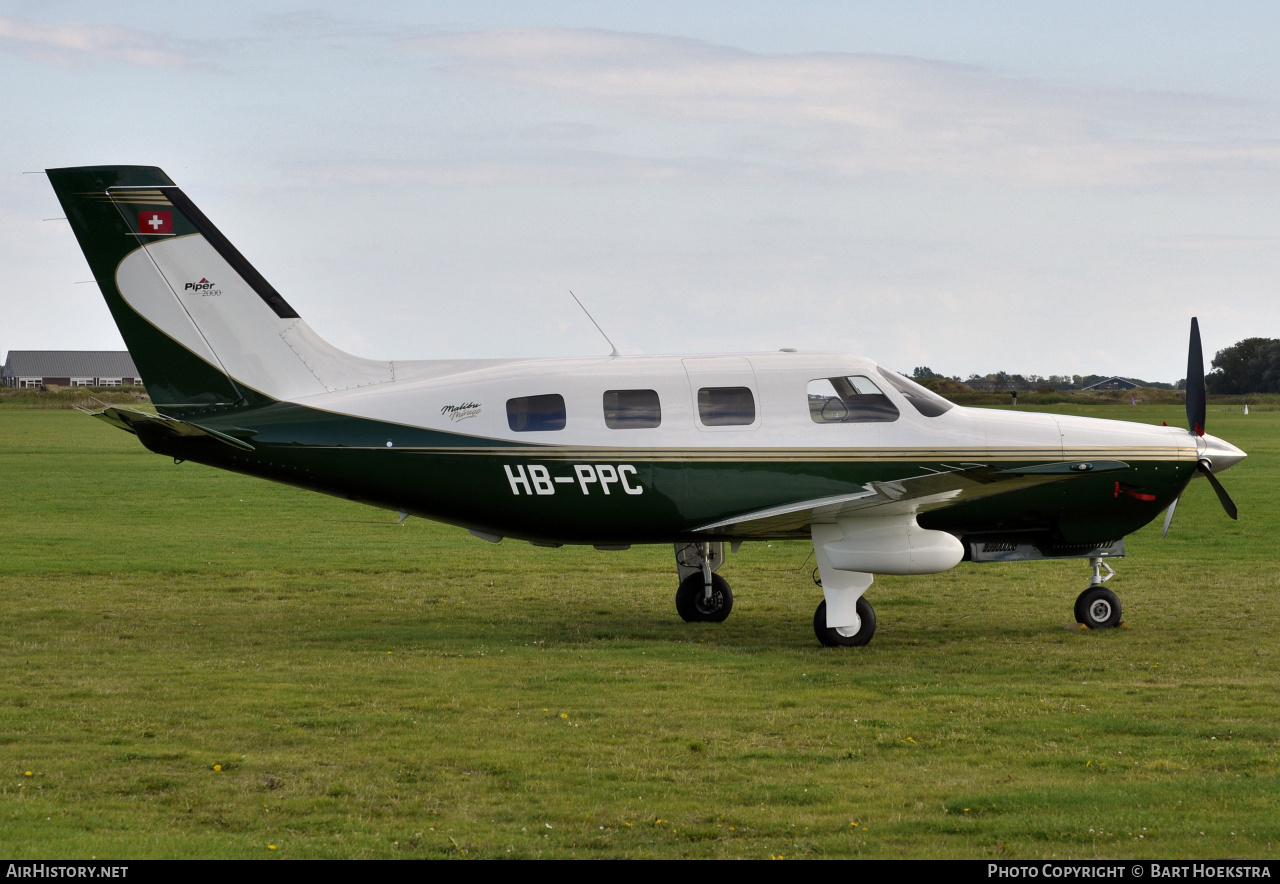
1199,433 -> 1247,474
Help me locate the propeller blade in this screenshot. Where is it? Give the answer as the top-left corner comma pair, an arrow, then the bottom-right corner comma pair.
1161,496 -> 1179,538
1198,459 -> 1238,520
1186,317 -> 1206,436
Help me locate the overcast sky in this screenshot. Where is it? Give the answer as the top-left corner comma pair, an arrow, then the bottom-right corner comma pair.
4,1 -> 1279,381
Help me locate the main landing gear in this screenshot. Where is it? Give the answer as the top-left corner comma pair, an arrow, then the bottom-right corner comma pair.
809,523 -> 878,648
1074,556 -> 1122,629
674,542 -> 733,623
813,597 -> 876,647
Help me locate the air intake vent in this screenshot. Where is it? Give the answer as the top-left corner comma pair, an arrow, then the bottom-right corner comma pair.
969,537 -> 1126,563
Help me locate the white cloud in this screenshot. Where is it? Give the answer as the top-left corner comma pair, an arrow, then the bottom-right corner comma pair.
0,15 -> 198,69
406,28 -> 1280,189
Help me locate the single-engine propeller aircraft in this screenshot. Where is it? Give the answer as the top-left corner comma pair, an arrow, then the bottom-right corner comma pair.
47,165 -> 1246,647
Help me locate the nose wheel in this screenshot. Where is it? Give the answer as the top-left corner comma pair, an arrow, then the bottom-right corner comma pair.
1075,586 -> 1122,628
1074,555 -> 1122,628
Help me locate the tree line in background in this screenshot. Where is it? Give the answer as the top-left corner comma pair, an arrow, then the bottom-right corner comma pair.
1204,338 -> 1280,395
912,337 -> 1280,395
909,368 -> 1178,392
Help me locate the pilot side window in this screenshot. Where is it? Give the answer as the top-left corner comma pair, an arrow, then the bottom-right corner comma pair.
507,394 -> 567,432
807,376 -> 900,423
603,389 -> 661,429
698,387 -> 756,427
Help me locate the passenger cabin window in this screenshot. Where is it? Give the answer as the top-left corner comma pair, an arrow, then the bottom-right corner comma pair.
506,394 -> 566,432
698,386 -> 756,427
875,367 -> 954,417
807,376 -> 900,423
603,389 -> 661,429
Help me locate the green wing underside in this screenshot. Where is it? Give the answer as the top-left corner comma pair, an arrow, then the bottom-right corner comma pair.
83,398 -> 1194,546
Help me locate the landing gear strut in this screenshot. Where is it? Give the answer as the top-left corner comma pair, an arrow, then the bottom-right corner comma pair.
810,523 -> 877,647
1074,556 -> 1122,629
674,542 -> 733,623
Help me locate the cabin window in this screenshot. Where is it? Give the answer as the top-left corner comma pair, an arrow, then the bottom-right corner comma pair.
875,366 -> 954,417
603,389 -> 661,429
506,394 -> 567,432
697,387 -> 755,426
807,376 -> 900,423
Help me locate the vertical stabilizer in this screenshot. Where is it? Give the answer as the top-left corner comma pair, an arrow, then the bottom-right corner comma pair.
48,166 -> 251,412
47,165 -> 394,416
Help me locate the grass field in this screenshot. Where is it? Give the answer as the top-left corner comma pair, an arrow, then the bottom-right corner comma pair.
1,403 -> 1277,859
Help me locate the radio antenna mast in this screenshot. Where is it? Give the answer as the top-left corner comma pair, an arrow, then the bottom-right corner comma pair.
570,291 -> 620,357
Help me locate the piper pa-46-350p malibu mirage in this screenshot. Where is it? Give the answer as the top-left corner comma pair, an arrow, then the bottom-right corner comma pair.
47,165 -> 1247,647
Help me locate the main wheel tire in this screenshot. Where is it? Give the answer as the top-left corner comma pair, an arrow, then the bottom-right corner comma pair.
1075,586 -> 1122,629
675,572 -> 733,623
813,597 -> 876,647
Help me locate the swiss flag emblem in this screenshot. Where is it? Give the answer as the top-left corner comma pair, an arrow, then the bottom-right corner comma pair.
139,210 -> 172,234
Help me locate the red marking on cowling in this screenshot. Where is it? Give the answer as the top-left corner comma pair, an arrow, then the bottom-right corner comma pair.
1114,481 -> 1156,501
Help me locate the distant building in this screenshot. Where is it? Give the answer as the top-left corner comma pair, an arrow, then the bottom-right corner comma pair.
1079,376 -> 1140,391
2,351 -> 143,388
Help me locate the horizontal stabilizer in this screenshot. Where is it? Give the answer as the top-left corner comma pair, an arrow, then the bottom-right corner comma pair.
79,405 -> 256,451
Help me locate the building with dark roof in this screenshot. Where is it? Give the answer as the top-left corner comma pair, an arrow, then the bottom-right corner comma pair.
1079,376 -> 1140,391
2,351 -> 143,388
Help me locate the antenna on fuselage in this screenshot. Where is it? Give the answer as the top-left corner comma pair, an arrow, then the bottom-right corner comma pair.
569,290 -> 621,357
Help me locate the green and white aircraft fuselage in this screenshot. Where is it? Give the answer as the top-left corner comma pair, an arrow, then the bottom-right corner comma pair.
46,165 -> 1245,646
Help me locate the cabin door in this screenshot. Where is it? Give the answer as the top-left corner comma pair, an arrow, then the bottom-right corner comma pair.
681,357 -> 760,432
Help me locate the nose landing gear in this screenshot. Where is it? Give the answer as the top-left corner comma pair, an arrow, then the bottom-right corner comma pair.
1074,556 -> 1122,629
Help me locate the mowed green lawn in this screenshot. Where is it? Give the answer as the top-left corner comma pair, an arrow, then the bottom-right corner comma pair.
0,404 -> 1276,859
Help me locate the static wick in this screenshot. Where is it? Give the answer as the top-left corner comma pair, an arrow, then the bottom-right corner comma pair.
570,291 -> 620,358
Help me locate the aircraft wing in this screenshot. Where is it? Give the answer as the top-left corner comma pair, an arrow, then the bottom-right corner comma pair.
693,460 -> 1128,537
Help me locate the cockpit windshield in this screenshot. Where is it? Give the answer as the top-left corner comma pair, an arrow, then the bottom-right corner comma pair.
874,366 -> 955,418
